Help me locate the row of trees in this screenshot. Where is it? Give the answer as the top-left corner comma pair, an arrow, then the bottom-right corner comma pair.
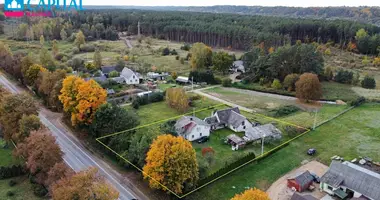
0,91 -> 119,199
57,9 -> 380,50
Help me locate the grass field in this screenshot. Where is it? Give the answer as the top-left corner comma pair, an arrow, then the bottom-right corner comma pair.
0,139 -> 21,167
0,176 -> 45,200
186,103 -> 380,200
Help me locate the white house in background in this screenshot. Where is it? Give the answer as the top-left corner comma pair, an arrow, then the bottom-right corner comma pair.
230,60 -> 245,73
320,160 -> 380,200
120,67 -> 139,85
175,116 -> 210,141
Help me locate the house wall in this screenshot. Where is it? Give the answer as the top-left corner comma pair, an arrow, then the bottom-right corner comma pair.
320,182 -> 337,196
124,75 -> 139,85
287,179 -> 301,192
186,125 -> 210,141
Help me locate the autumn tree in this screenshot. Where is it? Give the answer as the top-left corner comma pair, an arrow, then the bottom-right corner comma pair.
165,88 -> 189,112
59,76 -> 107,126
171,71 -> 178,80
74,30 -> 85,49
295,73 -> 322,102
46,162 -> 74,187
40,35 -> 45,46
51,167 -> 119,200
93,49 -> 102,69
17,129 -> 63,185
0,42 -> 13,73
16,114 -> 43,143
60,28 -> 67,40
283,73 -> 300,91
38,70 -> 66,106
143,135 -> 198,194
212,51 -> 233,74
190,42 -> 212,70
20,54 -> 34,81
52,39 -> 59,56
0,93 -> 38,141
39,48 -> 55,70
231,188 -> 270,200
324,66 -> 334,81
25,64 -> 46,86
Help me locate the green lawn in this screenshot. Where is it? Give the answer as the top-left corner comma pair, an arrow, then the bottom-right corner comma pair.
186,103 -> 380,200
321,82 -> 359,102
0,139 -> 22,167
0,176 -> 45,200
158,83 -> 179,91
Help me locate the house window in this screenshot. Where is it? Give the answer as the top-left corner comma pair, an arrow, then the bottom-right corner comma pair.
130,80 -> 132,82
133,75 -> 135,79
200,133 -> 202,136
242,121 -> 245,125
192,135 -> 194,138
243,126 -> 246,129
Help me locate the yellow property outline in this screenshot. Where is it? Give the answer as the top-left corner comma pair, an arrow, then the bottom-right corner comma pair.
96,103 -> 310,198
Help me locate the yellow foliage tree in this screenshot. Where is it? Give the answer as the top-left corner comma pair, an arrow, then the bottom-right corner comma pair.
373,57 -> 380,67
165,88 -> 189,112
59,76 -> 107,126
190,42 -> 212,70
143,135 -> 198,194
25,64 -> 47,86
231,188 -> 270,200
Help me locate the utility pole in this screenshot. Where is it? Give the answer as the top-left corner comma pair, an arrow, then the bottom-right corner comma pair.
261,134 -> 266,155
137,21 -> 141,37
191,76 -> 194,92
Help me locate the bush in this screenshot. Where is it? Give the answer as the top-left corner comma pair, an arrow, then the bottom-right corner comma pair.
350,96 -> 366,107
180,44 -> 191,51
180,58 -> 185,64
335,69 -> 353,84
271,79 -> 282,89
32,184 -> 48,197
171,49 -> 178,55
6,191 -> 14,197
8,180 -> 17,187
108,70 -> 120,78
175,55 -> 180,60
222,78 -> 232,87
0,165 -> 25,180
132,100 -> 140,109
283,74 -> 299,91
54,52 -> 67,61
72,47 -> 80,54
80,44 -> 96,52
162,47 -> 170,56
132,92 -> 164,108
268,105 -> 300,117
189,70 -> 216,84
361,76 -> 376,89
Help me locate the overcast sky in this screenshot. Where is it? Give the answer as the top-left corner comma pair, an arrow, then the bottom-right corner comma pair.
1,0 -> 379,7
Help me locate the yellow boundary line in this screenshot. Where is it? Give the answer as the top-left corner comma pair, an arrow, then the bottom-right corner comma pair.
96,103 -> 310,198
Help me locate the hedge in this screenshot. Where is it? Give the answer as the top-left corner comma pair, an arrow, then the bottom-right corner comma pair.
0,165 -> 26,180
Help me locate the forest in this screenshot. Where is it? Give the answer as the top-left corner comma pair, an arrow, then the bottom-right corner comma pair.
55,9 -> 380,53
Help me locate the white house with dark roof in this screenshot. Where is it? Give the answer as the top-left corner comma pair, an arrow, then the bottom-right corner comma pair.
120,67 -> 139,85
320,160 -> 380,200
175,116 -> 210,141
205,107 -> 252,132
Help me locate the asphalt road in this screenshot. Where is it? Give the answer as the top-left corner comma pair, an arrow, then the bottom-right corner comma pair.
0,73 -> 147,200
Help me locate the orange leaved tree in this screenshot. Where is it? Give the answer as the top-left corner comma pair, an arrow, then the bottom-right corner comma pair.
295,73 -> 322,102
51,167 -> 119,200
165,87 -> 189,113
59,75 -> 107,126
231,188 -> 270,200
143,134 -> 198,194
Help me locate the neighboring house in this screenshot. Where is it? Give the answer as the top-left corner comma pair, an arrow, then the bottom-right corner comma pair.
175,116 -> 211,141
84,74 -> 107,83
120,67 -> 139,85
147,72 -> 169,81
244,124 -> 282,142
290,192 -> 317,200
176,76 -> 189,84
320,161 -> 380,200
106,88 -> 115,95
287,171 -> 314,192
226,134 -> 246,150
230,60 -> 245,73
101,66 -> 117,77
205,107 -> 252,132
137,91 -> 152,97
110,76 -> 125,84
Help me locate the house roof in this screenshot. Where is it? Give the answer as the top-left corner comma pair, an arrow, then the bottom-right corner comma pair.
233,60 -> 243,67
204,116 -> 219,126
175,116 -> 208,135
106,88 -> 115,95
121,67 -> 137,79
321,161 -> 380,200
290,193 -> 317,200
101,66 -> 116,74
176,76 -> 189,83
84,75 -> 107,82
288,170 -> 314,188
227,134 -> 245,144
214,107 -> 245,128
110,77 -> 124,82
245,124 -> 282,141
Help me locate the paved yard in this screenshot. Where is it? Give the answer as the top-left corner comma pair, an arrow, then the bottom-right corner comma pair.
266,160 -> 328,200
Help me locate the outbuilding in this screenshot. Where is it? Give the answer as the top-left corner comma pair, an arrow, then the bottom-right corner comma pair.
287,171 -> 314,192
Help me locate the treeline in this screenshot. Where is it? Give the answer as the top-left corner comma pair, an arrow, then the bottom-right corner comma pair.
156,5 -> 380,26
57,9 -> 380,52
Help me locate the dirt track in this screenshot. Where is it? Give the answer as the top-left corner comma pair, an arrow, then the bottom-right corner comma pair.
266,161 -> 328,200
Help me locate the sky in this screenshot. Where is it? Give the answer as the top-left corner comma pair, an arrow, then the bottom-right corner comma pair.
0,0 -> 379,7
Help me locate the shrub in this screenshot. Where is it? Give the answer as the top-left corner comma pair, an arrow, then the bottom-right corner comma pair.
171,49 -> 178,55
132,92 -> 165,108
361,76 -> 376,89
180,44 -> 191,51
271,79 -> 282,89
350,96 -> 366,106
55,52 -> 67,61
80,44 -> 96,52
175,55 -> 180,60
0,165 -> 25,180
6,191 -> 14,197
268,105 -> 300,117
8,180 -> 17,187
180,58 -> 185,64
32,184 -> 48,197
108,70 -> 120,78
335,69 -> 353,84
72,47 -> 80,54
123,55 -> 129,61
222,78 -> 232,87
132,100 -> 140,109
362,56 -> 370,65
162,47 -> 170,56
324,48 -> 331,55
259,77 -> 265,86
189,70 -> 216,84
283,74 -> 299,91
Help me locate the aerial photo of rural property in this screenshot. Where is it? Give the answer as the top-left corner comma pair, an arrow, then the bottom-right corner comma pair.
0,0 -> 380,200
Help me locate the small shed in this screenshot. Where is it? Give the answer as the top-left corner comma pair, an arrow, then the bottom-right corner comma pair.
287,171 -> 314,192
176,76 -> 189,84
290,192 -> 317,200
226,134 -> 246,149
